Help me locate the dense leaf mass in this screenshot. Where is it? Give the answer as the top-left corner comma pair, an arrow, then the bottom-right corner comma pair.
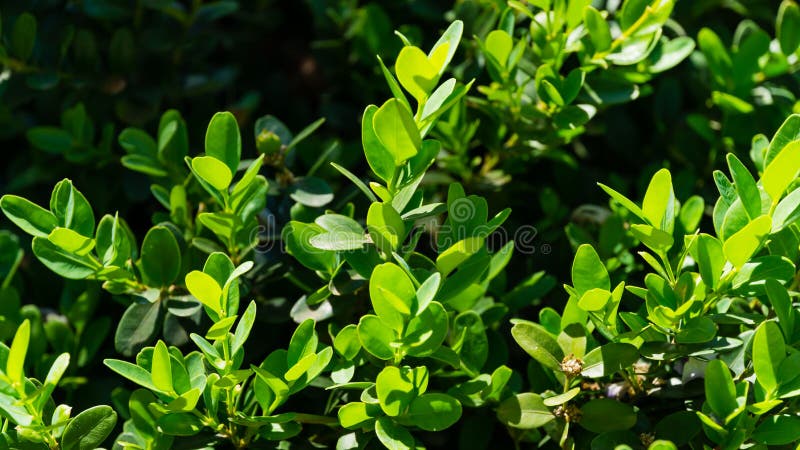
1,1 -> 800,449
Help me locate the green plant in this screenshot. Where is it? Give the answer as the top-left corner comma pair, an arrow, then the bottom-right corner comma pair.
0,319 -> 117,449
0,108 -> 331,359
102,252 -> 335,449
506,113 -> 800,448
433,0 -> 693,187
283,20 -> 530,447
5,2 -> 800,449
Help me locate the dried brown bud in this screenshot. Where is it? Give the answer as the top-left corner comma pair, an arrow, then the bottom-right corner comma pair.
561,354 -> 584,378
553,404 -> 582,423
640,432 -> 655,447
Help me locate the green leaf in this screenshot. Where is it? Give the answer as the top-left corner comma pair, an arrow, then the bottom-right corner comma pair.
753,321 -> 786,395
61,405 -> 117,450
372,99 -> 420,166
766,279 -> 795,341
376,366 -> 427,417
103,359 -> 158,390
50,179 -> 95,237
232,301 -> 256,355
48,227 -> 94,255
114,301 -> 161,357
731,255 -> 795,296
358,315 -> 395,360
675,317 -> 717,343
395,45 -> 444,103
436,236 -> 484,276
712,91 -> 753,114
726,153 -> 761,219
289,177 -> 334,208
206,315 -> 237,341
370,263 -> 416,332
361,105 -> 395,183
367,202 -> 405,254
619,0 -> 649,29
752,415 -> 800,445
510,320 -> 563,371
642,169 -> 675,231
287,319 -> 318,368
119,127 -> 157,157
722,215 -> 772,269
11,13 -> 36,62
572,244 -> 610,295
649,37 -> 695,73
578,288 -> 611,311
157,412 -> 204,436
773,187 -> 800,231
579,399 -> 637,433
430,20 -> 463,75
689,234 -> 725,289
205,111 -> 241,174
598,183 -> 646,221
158,110 -> 189,166
584,6 -> 611,52
43,352 -> 70,391
415,272 -> 440,315
192,156 -> 233,192
0,195 -> 58,238
378,55 -> 413,113
120,155 -> 168,177
778,0 -> 800,56
151,340 -> 173,393
330,162 -> 379,203
765,115 -> 800,167
704,359 -> 738,418
762,140 -> 800,202
375,417 -> 415,450
27,126 -> 73,154
285,353 -> 316,381
404,302 -> 448,357
542,387 -> 580,407
496,393 -> 554,429
581,343 -> 639,378
453,311 -> 489,373
288,117 -> 325,150
7,319 -> 30,384
630,224 -> 674,251
404,393 -> 462,431
165,388 -> 202,412
185,271 -> 222,314
32,237 -> 97,279
140,226 -> 181,287
649,441 -> 678,450
284,221 -> 336,273
338,402 -> 383,429
485,30 -> 513,66
334,325 -> 361,361
698,28 -> 732,86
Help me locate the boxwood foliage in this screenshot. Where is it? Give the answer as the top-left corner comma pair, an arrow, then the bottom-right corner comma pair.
1,1 -> 800,449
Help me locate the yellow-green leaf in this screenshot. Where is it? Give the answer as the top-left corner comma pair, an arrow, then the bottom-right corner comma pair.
151,341 -> 173,393
762,140 -> 800,202
7,320 -> 30,384
192,156 -> 233,191
48,227 -> 95,255
723,215 -> 772,269
372,99 -> 420,166
185,270 -> 223,314
436,236 -> 484,276
395,45 -> 445,103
